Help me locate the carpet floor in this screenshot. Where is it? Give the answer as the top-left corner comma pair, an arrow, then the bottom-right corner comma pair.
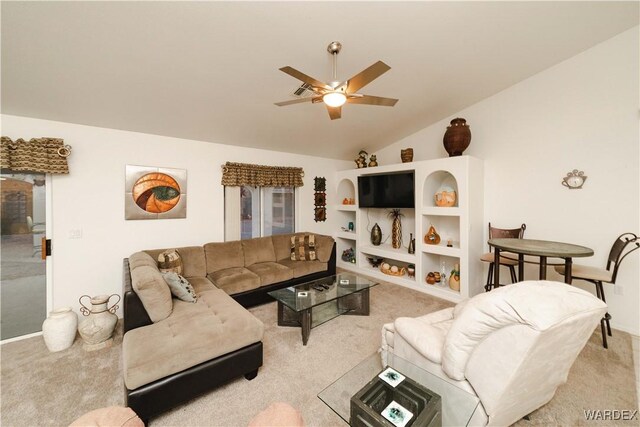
1,281 -> 637,427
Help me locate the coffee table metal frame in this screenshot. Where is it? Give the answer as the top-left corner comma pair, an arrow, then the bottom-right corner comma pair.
268,273 -> 378,345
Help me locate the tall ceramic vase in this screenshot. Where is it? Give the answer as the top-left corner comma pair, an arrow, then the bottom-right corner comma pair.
388,209 -> 403,249
78,294 -> 120,351
42,307 -> 78,352
371,223 -> 382,246
443,118 -> 471,157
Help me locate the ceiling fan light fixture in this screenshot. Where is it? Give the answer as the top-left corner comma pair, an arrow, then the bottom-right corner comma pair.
323,91 -> 347,107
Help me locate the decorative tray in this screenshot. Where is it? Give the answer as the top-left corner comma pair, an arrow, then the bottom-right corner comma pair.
380,266 -> 406,277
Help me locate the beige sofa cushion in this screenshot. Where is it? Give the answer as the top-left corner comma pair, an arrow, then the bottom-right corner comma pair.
247,262 -> 293,286
186,276 -> 218,294
128,251 -> 157,270
144,246 -> 206,278
315,235 -> 335,263
242,237 -> 277,266
272,234 -> 296,261
129,252 -> 172,323
277,259 -> 328,278
123,289 -> 264,390
204,241 -> 244,273
207,267 -> 260,295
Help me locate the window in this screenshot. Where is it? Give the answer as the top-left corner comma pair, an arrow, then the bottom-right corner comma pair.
226,186 -> 295,241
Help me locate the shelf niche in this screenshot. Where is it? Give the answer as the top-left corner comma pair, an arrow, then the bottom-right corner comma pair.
337,178 -> 356,206
424,170 -> 459,208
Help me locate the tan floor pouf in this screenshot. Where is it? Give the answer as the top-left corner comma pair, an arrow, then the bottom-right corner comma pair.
69,406 -> 144,427
248,402 -> 305,427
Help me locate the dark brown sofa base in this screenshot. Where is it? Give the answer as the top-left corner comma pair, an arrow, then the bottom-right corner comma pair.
125,341 -> 263,423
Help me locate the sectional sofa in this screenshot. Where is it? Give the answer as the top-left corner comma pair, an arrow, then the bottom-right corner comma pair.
122,232 -> 336,422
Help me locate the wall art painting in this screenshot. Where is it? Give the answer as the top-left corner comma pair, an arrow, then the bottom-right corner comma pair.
125,165 -> 187,220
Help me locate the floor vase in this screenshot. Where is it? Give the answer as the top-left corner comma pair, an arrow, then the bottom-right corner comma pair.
42,307 -> 78,352
78,294 -> 120,351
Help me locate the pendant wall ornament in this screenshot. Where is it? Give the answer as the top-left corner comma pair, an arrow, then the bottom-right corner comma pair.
314,177 -> 327,222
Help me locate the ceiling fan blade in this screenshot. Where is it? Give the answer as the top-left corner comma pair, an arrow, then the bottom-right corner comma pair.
347,95 -> 398,107
326,105 -> 342,120
274,97 -> 320,107
345,61 -> 391,93
279,66 -> 332,91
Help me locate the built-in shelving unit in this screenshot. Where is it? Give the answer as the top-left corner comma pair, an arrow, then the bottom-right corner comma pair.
333,156 -> 484,303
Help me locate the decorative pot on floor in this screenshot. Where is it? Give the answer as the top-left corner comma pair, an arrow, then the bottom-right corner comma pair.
443,118 -> 471,157
42,307 -> 78,352
78,294 -> 120,351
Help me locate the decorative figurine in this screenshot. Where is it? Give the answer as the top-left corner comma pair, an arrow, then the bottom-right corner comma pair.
348,221 -> 354,231
368,154 -> 378,167
371,223 -> 382,246
447,239 -> 453,247
355,150 -> 368,168
407,264 -> 415,278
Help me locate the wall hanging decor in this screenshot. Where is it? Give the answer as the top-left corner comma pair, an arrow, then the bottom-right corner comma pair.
401,148 -> 413,163
125,165 -> 187,220
443,118 -> 471,157
562,169 -> 587,189
1,136 -> 72,173
314,176 -> 327,222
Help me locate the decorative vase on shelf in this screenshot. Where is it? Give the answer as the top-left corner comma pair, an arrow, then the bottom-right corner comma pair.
371,223 -> 382,246
388,209 -> 404,249
408,233 -> 415,254
400,148 -> 413,163
424,225 -> 441,245
434,187 -> 457,207
443,118 -> 471,157
42,307 -> 78,352
78,294 -> 120,351
449,263 -> 461,291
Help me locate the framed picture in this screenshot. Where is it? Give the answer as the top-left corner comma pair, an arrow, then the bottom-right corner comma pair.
314,192 -> 326,206
125,165 -> 187,220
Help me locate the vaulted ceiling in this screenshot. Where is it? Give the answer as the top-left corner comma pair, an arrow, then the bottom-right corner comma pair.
2,2 -> 638,160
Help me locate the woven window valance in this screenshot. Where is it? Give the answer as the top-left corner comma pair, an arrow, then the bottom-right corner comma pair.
1,137 -> 72,174
221,162 -> 304,187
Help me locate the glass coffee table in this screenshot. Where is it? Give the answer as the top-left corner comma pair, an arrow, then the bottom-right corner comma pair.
268,273 -> 378,345
318,353 -> 481,426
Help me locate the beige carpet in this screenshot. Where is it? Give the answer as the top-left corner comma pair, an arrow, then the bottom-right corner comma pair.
1,281 -> 637,427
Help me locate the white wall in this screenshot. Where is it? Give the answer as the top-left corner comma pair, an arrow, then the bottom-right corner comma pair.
375,27 -> 640,334
1,114 -> 350,316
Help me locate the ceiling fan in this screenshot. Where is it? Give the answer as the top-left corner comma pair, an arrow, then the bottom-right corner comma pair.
275,41 -> 398,120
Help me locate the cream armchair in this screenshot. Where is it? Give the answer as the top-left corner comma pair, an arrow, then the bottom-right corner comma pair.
381,281 -> 607,426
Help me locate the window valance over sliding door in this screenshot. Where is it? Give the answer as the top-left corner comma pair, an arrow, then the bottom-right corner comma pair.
221,162 -> 304,187
1,137 -> 71,174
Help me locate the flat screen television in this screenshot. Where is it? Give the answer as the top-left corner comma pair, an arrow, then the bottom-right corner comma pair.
358,172 -> 415,208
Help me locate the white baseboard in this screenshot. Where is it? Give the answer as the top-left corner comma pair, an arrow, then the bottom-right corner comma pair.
1,331 -> 43,345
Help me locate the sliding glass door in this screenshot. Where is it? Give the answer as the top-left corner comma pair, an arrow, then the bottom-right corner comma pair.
0,172 -> 47,340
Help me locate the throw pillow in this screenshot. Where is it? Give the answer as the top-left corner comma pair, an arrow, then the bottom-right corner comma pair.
157,249 -> 183,275
162,272 -> 198,303
290,234 -> 317,261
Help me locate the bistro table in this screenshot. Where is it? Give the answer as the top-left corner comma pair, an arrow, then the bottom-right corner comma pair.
488,238 -> 594,288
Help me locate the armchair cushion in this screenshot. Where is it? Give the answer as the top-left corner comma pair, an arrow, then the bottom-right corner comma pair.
442,281 -> 607,380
